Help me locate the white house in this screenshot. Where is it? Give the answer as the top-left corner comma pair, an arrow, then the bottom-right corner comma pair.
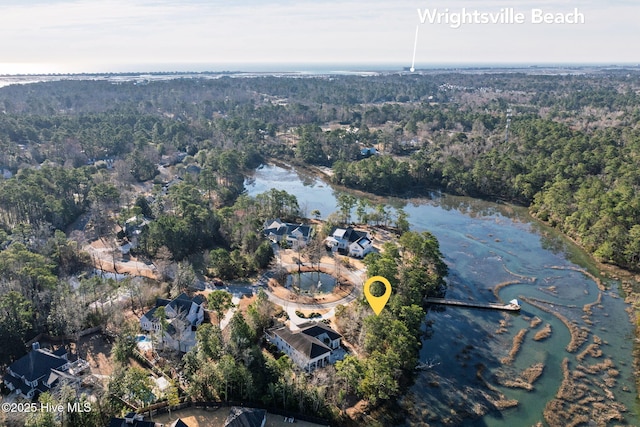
325,227 -> 373,258
263,219 -> 312,248
140,293 -> 205,352
268,322 -> 342,372
348,235 -> 373,258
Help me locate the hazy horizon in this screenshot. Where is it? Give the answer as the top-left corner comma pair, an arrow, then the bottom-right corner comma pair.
1,1 -> 638,76
2,61 -> 639,77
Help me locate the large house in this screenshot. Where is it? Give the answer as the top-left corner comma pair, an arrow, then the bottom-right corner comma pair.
140,293 -> 205,352
263,219 -> 312,248
224,407 -> 267,427
108,412 -> 160,427
3,344 -> 74,399
268,322 -> 342,372
119,214 -> 151,255
325,226 -> 373,258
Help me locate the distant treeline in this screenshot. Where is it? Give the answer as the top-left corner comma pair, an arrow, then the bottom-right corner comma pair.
1,70 -> 639,272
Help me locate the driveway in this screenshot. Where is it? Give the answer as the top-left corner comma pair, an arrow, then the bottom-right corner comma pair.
260,260 -> 367,329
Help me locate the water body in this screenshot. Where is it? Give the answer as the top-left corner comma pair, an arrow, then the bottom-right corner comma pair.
287,272 -> 337,294
246,164 -> 639,426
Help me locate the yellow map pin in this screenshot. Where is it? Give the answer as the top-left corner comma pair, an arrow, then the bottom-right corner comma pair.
363,276 -> 392,315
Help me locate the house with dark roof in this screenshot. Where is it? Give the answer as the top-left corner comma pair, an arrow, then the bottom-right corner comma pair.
108,412 -> 160,427
224,406 -> 267,427
120,215 -> 152,255
268,322 -> 342,372
360,146 -> 378,157
140,292 -> 205,352
325,227 -> 373,258
299,322 -> 342,350
3,344 -> 72,399
348,234 -> 373,258
263,219 -> 312,249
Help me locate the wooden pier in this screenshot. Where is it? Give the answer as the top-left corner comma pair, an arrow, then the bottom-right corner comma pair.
425,298 -> 521,312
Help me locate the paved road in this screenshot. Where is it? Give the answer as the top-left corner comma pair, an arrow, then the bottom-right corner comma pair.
190,241 -> 369,329
195,258 -> 367,329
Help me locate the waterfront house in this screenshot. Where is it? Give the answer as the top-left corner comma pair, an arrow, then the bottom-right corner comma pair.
325,226 -> 373,258
348,234 -> 373,258
267,322 -> 342,372
263,219 -> 312,248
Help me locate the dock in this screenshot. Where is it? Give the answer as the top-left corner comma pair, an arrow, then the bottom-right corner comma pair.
425,298 -> 521,312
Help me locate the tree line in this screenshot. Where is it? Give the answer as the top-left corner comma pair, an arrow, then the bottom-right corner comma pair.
333,231 -> 448,423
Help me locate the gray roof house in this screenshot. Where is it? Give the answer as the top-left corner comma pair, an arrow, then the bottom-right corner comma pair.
224,406 -> 267,427
120,215 -> 151,255
263,219 -> 312,248
3,344 -> 71,399
140,293 -> 205,352
108,412 -> 160,427
268,322 -> 342,372
299,322 -> 343,347
325,226 -> 373,258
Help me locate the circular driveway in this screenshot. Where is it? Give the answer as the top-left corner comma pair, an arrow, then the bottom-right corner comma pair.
260,261 -> 367,328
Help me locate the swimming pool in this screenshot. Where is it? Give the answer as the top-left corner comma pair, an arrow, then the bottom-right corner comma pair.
135,334 -> 151,343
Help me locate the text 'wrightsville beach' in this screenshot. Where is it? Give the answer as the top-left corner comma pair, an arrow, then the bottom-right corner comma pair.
417,7 -> 585,29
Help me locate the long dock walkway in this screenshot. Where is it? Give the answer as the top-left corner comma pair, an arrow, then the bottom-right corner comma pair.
425,298 -> 521,312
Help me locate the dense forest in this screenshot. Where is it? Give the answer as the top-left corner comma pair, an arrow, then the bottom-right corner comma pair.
2,71 -> 639,270
2,68 -> 640,350
1,69 -> 640,424
334,231 -> 448,421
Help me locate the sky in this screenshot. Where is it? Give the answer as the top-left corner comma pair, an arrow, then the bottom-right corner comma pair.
0,0 -> 638,74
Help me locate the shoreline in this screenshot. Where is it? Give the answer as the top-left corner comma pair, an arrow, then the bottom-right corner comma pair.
289,158 -> 639,279
260,160 -> 640,422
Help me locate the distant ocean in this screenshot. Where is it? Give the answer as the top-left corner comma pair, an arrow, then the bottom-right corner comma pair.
1,62 -> 638,88
0,62 -> 405,76
3,61 -> 637,75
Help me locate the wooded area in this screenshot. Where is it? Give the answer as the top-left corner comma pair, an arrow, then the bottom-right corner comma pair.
1,69 -> 639,425
4,73 -> 638,272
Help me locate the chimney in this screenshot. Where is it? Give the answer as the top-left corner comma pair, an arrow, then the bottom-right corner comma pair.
32,342 -> 40,351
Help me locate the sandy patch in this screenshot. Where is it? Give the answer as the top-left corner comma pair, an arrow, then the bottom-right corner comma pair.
86,238 -> 157,279
237,295 -> 257,313
153,407 -> 328,427
268,277 -> 353,305
72,332 -> 115,377
154,407 -> 228,426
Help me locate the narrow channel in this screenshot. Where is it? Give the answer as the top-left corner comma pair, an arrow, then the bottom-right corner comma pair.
246,163 -> 639,426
